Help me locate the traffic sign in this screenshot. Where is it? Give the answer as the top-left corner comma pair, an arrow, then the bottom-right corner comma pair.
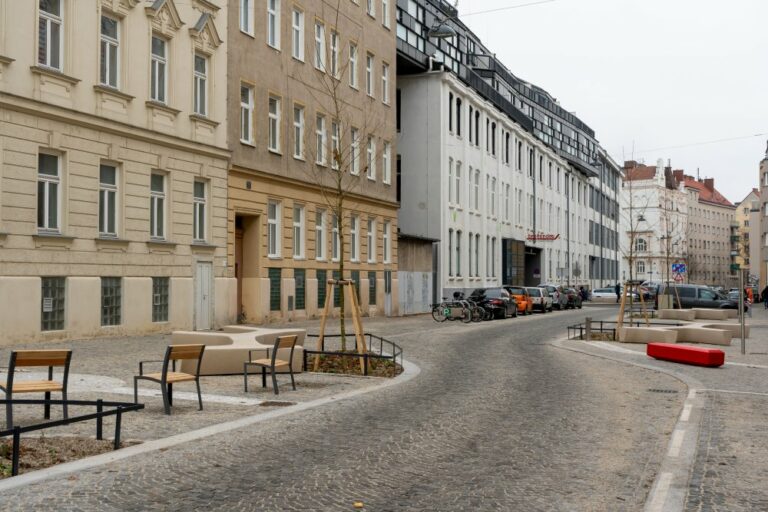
671,263 -> 687,274
674,273 -> 684,283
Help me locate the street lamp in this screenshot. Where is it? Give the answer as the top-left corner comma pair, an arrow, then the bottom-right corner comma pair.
427,0 -> 460,40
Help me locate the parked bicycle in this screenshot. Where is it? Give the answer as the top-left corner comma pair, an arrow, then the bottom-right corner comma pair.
431,292 -> 480,323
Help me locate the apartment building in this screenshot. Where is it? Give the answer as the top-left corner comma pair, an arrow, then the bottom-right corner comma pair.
0,0 -> 233,344
759,145 -> 768,290
228,0 -> 399,322
734,188 -> 760,282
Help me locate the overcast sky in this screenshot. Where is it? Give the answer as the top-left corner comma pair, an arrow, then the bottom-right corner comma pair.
457,0 -> 768,204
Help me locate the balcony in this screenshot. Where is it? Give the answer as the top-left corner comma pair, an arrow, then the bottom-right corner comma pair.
731,235 -> 741,242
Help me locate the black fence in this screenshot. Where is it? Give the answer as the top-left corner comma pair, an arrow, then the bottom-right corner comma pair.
303,333 -> 403,376
0,398 -> 144,476
567,320 -> 683,341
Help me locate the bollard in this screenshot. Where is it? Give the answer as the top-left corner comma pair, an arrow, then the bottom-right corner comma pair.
585,317 -> 592,341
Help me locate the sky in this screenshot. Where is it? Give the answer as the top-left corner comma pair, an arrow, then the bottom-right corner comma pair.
457,0 -> 768,204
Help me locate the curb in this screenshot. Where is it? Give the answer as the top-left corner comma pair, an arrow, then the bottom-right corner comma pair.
0,358 -> 421,492
550,337 -> 704,512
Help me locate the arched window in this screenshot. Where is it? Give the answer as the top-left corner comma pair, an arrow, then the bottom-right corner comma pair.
635,238 -> 647,252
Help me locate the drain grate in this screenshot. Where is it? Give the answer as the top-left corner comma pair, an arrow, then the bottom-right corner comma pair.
647,389 -> 678,394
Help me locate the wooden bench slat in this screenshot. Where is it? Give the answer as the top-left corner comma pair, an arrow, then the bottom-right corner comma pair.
142,371 -> 197,383
248,358 -> 290,367
1,380 -> 64,393
13,350 -> 71,367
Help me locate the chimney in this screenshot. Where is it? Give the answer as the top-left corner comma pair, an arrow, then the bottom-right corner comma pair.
704,178 -> 714,191
624,160 -> 637,169
673,170 -> 684,182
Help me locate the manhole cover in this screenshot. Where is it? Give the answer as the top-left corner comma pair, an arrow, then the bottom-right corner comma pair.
647,389 -> 678,394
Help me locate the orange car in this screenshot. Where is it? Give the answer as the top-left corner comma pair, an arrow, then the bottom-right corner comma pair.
504,286 -> 533,315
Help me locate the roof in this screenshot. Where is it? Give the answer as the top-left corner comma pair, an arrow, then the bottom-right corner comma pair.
623,164 -> 657,181
679,176 -> 734,207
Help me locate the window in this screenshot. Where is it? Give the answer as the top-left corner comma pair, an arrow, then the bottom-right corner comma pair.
240,0 -> 253,34
635,238 -> 647,252
37,153 -> 60,232
240,85 -> 254,143
99,164 -> 118,237
315,114 -> 326,164
473,169 -> 480,211
330,31 -> 339,78
383,221 -> 391,263
317,269 -> 327,307
38,0 -> 62,70
332,214 -> 340,261
348,43 -> 358,88
100,15 -> 119,88
331,121 -> 340,170
267,0 -> 280,49
193,181 -> 207,241
365,53 -> 374,96
367,0 -> 376,16
448,159 -> 454,204
152,277 -> 169,322
293,205 -> 305,258
448,228 -> 453,277
150,173 -> 165,239
381,63 -> 390,104
474,110 -> 480,147
456,97 -> 462,136
291,8 -> 304,60
315,209 -> 326,260
491,123 -> 496,156
268,200 -> 281,257
517,140 -> 522,170
474,233 -> 480,277
492,238 -> 497,277
101,277 -> 121,326
268,96 -> 281,152
382,141 -> 391,184
294,268 -> 306,310
505,184 -> 510,221
455,230 -> 462,276
268,268 -> 281,311
382,0 -> 390,26
350,127 -> 360,175
468,233 -> 473,278
449,92 -> 454,133
504,132 -> 510,164
486,236 -> 490,277
193,54 -> 208,116
455,162 -> 461,206
636,261 -> 646,274
293,105 -> 304,158
368,271 -> 377,305
366,136 -> 376,180
350,215 -> 360,262
150,36 -> 167,103
41,276 -> 65,331
468,106 -> 474,144
367,218 -> 376,263
490,177 -> 496,217
314,21 -> 325,70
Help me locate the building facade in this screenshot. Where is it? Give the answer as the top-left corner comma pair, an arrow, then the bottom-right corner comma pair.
734,188 -> 760,284
227,0 -> 399,322
759,145 -> 768,290
0,0 -> 235,344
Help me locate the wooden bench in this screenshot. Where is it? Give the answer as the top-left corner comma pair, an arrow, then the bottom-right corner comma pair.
647,343 -> 724,367
134,344 -> 205,415
0,349 -> 72,428
244,335 -> 299,395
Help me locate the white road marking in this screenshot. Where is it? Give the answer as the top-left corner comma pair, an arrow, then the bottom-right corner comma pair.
699,388 -> 768,398
680,403 -> 692,422
645,472 -> 673,512
667,429 -> 685,458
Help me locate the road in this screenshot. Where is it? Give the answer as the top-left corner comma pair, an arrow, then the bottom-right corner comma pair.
2,308 -> 686,511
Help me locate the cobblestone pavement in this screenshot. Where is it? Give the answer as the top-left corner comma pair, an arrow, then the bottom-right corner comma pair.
0,307 -> 688,511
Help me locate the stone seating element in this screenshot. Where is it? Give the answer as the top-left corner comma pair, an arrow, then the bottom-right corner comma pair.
657,309 -> 696,321
690,309 -> 730,321
701,323 -> 750,339
171,327 -> 307,376
617,327 -> 678,344
666,326 -> 732,346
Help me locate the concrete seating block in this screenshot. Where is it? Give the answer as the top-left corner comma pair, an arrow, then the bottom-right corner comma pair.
647,343 -> 724,367
657,309 -> 697,321
617,327 -> 678,344
692,309 -> 730,321
666,326 -> 732,346
701,323 -> 750,339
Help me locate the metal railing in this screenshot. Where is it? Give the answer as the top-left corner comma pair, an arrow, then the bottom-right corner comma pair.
303,333 -> 404,376
567,320 -> 683,341
0,398 -> 144,476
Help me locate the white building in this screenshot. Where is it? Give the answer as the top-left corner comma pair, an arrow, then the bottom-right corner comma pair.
397,71 -> 619,302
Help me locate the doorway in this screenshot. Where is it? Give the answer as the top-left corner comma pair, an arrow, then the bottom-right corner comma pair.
194,261 -> 213,330
235,214 -> 260,321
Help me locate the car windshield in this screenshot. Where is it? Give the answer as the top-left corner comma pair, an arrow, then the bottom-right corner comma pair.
483,289 -> 504,299
507,287 -> 525,295
469,289 -> 486,298
528,289 -> 541,297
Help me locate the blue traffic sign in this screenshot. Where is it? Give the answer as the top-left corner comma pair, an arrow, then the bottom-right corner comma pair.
671,263 -> 687,274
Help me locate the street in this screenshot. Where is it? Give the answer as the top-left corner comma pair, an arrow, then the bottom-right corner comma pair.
0,308 -> 688,511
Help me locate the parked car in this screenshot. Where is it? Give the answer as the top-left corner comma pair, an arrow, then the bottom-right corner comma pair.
592,287 -> 639,301
469,288 -> 518,319
656,284 -> 745,310
542,285 -> 565,310
504,286 -> 533,315
526,287 -> 551,313
562,288 -> 583,309
728,290 -> 739,301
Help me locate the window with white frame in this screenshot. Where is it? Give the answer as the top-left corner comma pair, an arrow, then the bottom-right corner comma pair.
37,153 -> 60,232
448,229 -> 453,277
350,215 -> 360,261
382,141 -> 391,184
291,8 -> 304,60
193,181 -> 207,242
485,236 -> 490,277
455,230 -> 462,277
473,169 -> 480,211
455,161 -> 461,206
366,136 -> 376,180
38,0 -> 63,70
331,121 -> 340,170
491,237 -> 497,277
367,218 -> 376,263
267,200 -> 281,257
505,184 -> 510,221
381,63 -> 390,103
267,0 -> 280,49
292,205 -> 304,258
383,220 -> 391,263
315,114 -> 326,164
293,105 -> 304,158
193,54 -> 208,116
150,36 -> 167,103
100,15 -> 119,88
468,233 -> 473,278
99,164 -> 118,237
330,31 -> 339,78
240,85 -> 253,143
382,0 -> 390,27
331,214 -> 340,261
268,96 -> 281,152
240,0 -> 253,34
367,0 -> 375,16
314,21 -> 325,70
636,260 -> 646,274
150,173 -> 166,239
491,177 -> 496,217
365,53 -> 374,96
474,233 -> 480,276
315,209 -> 326,260
348,42 -> 358,88
448,158 -> 454,204
350,127 -> 360,175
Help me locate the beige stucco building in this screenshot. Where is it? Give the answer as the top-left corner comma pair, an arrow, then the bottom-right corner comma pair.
734,188 -> 760,282
227,0 -> 399,322
0,0 -> 235,344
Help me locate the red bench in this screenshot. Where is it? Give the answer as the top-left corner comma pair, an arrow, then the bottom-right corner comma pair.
647,343 -> 724,367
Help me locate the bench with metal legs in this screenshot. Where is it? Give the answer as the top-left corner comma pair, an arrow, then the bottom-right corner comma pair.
134,344 -> 205,415
244,335 -> 298,395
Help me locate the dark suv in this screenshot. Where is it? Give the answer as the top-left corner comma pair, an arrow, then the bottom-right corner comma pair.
655,284 -> 742,310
